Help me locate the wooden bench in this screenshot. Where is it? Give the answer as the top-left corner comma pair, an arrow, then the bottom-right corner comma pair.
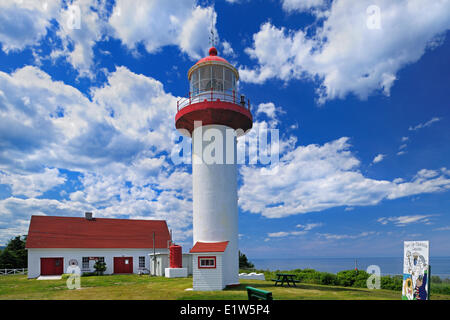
246,286 -> 273,300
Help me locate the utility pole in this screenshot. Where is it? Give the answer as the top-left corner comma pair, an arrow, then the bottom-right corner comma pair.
152,232 -> 156,276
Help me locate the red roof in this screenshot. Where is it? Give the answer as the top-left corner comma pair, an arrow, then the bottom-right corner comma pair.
189,241 -> 229,253
26,215 -> 171,249
194,47 -> 230,65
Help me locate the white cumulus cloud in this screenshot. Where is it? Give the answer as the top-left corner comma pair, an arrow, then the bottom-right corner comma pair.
0,168 -> 66,198
281,0 -> 325,13
239,135 -> 450,218
240,0 -> 450,104
109,0 -> 217,60
408,117 -> 442,131
0,64 -> 194,244
372,154 -> 385,164
377,215 -> 434,226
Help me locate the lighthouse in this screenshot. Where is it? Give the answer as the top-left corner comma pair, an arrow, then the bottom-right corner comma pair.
175,47 -> 253,290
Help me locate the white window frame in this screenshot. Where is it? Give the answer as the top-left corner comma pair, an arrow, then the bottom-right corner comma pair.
198,256 -> 216,269
82,257 -> 89,270
139,256 -> 145,269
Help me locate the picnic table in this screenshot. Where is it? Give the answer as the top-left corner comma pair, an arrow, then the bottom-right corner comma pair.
271,273 -> 300,287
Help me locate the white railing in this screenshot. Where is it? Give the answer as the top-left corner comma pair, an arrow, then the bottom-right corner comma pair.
0,268 -> 28,275
177,89 -> 251,112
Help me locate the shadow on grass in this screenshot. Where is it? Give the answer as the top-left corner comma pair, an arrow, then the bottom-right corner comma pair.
224,282 -> 366,294
291,283 -> 367,293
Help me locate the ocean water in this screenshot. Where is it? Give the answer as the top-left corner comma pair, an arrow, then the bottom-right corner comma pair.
251,257 -> 450,278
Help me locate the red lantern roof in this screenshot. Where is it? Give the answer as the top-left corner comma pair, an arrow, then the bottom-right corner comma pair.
188,47 -> 238,80
194,47 -> 229,65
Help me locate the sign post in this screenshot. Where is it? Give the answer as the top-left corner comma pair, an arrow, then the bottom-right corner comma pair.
402,241 -> 430,300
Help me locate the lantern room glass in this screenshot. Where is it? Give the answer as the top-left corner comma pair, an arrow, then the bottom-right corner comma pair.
190,65 -> 236,97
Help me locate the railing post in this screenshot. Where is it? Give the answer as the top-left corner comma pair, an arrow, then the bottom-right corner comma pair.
177,100 -> 179,112
233,90 -> 235,104
189,91 -> 191,105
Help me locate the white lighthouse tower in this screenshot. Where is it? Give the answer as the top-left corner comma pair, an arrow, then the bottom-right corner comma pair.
175,46 -> 253,290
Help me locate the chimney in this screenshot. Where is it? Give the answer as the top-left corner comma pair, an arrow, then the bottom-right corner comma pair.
85,212 -> 93,220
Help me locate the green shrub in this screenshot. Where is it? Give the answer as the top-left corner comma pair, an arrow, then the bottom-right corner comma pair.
431,276 -> 442,284
430,283 -> 450,295
380,275 -> 402,291
93,260 -> 107,275
336,270 -> 370,287
320,272 -> 338,285
253,267 -> 450,296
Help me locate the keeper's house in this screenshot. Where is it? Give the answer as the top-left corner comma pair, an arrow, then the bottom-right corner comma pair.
26,212 -> 171,278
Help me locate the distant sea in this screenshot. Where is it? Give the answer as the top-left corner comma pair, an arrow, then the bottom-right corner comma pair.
252,257 -> 450,279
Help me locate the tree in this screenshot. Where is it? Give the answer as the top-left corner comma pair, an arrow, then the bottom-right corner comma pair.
0,249 -> 17,269
239,251 -> 254,269
93,260 -> 107,275
0,235 -> 27,269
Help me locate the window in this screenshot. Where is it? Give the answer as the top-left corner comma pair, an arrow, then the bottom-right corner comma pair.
224,68 -> 233,92
139,256 -> 145,269
98,257 -> 105,263
191,65 -> 237,96
190,70 -> 199,95
82,257 -> 89,270
198,256 -> 216,269
199,66 -> 211,92
211,66 -> 224,91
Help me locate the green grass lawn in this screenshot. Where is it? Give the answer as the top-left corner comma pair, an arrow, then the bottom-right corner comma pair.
1,274 -> 449,300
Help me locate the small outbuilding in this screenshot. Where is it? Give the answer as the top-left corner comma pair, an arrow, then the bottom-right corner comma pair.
149,252 -> 193,276
189,241 -> 230,291
26,213 -> 171,278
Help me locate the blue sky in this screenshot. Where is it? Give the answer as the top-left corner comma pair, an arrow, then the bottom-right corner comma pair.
0,0 -> 449,259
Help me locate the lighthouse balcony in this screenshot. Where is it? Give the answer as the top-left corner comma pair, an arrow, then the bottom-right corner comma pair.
175,89 -> 253,135
177,89 -> 250,112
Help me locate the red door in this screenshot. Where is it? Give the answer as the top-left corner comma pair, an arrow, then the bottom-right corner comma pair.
114,257 -> 133,274
40,258 -> 64,275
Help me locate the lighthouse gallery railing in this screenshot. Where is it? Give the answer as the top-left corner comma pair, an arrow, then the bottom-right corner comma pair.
177,89 -> 251,112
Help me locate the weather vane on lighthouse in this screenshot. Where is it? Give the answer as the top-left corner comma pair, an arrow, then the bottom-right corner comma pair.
175,26 -> 253,291
209,13 -> 217,48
